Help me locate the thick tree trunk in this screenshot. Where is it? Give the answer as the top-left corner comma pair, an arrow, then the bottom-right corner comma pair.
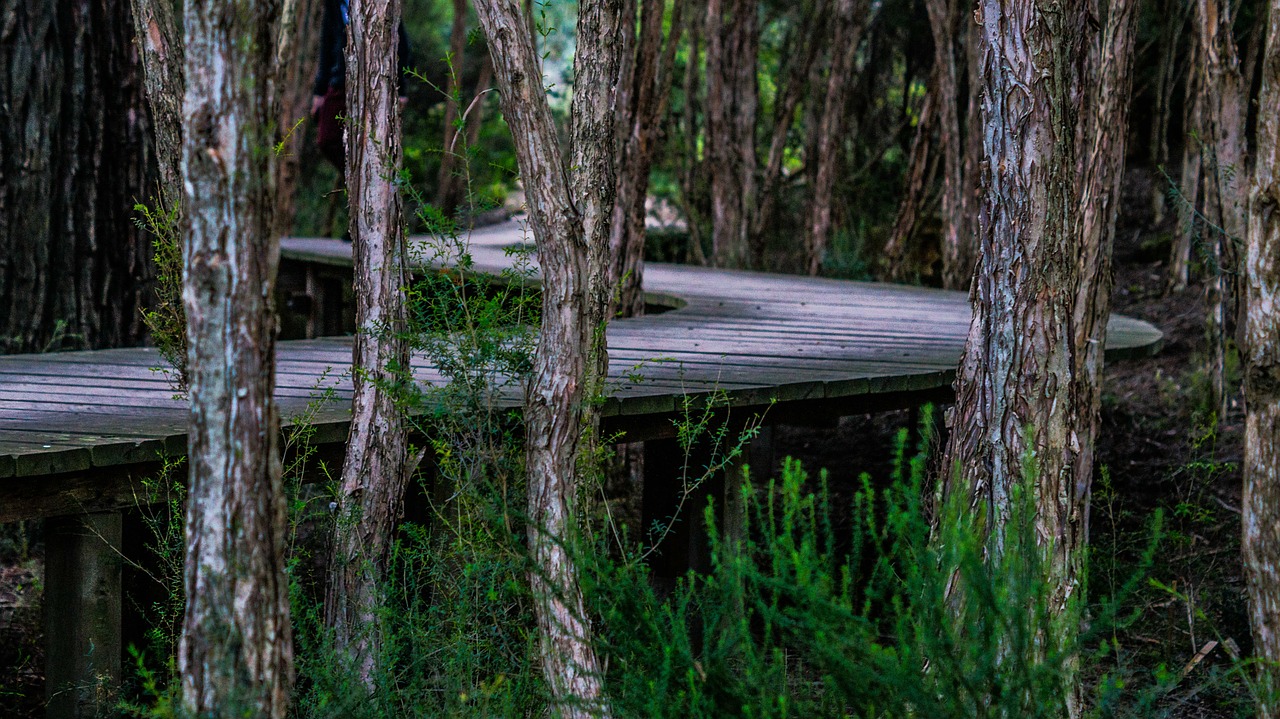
927,0 -> 969,289
472,0 -> 620,715
178,0 -> 293,716
940,0 -> 1088,711
609,0 -> 685,318
0,0 -> 156,355
1170,29 -> 1205,293
1243,1 -> 1280,711
1196,0 -> 1247,419
324,0 -> 411,689
803,0 -> 870,276
705,0 -> 758,269
274,0 -> 325,237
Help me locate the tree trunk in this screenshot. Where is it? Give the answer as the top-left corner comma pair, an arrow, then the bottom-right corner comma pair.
1170,28 -> 1205,293
883,76 -> 937,279
1196,0 -> 1247,420
803,0 -> 870,276
129,0 -> 183,209
959,14 -> 984,278
677,1 -> 709,266
1148,0 -> 1188,224
705,0 -> 758,269
609,0 -> 685,318
1072,0 -> 1140,573
274,0 -> 325,237
324,0 -> 411,689
0,0 -> 157,355
927,0 -> 969,289
472,0 -> 620,715
178,0 -> 293,716
1243,1 -> 1280,711
940,0 -> 1088,712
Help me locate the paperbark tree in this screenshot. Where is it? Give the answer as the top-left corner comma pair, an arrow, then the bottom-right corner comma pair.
275,0 -> 326,236
324,0 -> 412,689
0,0 -> 157,355
1243,0 -> 1280,711
609,0 -> 685,318
178,0 -> 292,716
803,0 -> 871,276
705,0 -> 759,269
940,0 -> 1109,712
471,0 -> 621,715
130,0 -> 184,208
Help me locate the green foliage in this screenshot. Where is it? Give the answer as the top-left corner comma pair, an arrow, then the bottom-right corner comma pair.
133,199 -> 187,392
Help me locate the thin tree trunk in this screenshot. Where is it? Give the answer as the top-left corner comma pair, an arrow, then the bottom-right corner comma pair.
883,76 -> 937,279
705,0 -> 758,268
178,0 -> 292,715
1170,28 -> 1205,292
1244,2 -> 1280,712
927,0 -> 968,289
129,0 -> 183,209
0,0 -> 157,355
609,0 -> 685,318
803,0 -> 871,276
472,0 -> 620,715
275,0 -> 325,237
324,0 -> 411,689
1149,0 -> 1187,224
1072,0 -> 1140,595
436,0 -> 470,213
1197,0 -> 1247,419
940,0 -> 1089,712
677,1 -> 709,266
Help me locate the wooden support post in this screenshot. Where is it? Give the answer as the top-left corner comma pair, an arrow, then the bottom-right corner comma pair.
44,511 -> 122,719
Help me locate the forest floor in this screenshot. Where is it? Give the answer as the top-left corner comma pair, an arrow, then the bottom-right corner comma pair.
0,169 -> 1254,717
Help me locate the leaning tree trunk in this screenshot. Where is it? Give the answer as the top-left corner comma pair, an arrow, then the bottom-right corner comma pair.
939,0 -> 1088,712
803,0 -> 870,276
705,0 -> 759,269
883,74 -> 937,279
324,0 -> 412,690
178,0 -> 292,716
1243,1 -> 1280,713
609,0 -> 685,318
0,0 -> 157,355
1196,0 -> 1247,420
472,0 -> 621,715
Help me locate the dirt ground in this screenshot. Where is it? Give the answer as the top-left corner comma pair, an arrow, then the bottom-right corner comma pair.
0,168 -> 1256,716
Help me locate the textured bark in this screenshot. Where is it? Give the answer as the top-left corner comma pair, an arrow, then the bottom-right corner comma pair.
324,0 -> 411,689
129,0 -> 184,209
472,0 -> 620,715
927,0 -> 969,289
705,0 -> 759,268
940,0 -> 1088,710
1243,0 -> 1280,709
274,0 -> 325,236
178,0 -> 292,715
1196,0 -> 1246,419
959,15 -> 984,276
803,0 -> 870,276
609,0 -> 685,318
0,0 -> 156,355
1170,29 -> 1205,293
1072,0 -> 1139,567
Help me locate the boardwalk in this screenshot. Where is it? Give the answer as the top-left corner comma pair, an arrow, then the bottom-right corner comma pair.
0,219 -> 1163,516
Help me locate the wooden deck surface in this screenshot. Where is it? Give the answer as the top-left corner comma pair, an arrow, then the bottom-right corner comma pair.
0,219 -> 1163,495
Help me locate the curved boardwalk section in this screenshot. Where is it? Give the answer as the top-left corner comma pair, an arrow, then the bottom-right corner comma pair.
0,220 -> 1162,516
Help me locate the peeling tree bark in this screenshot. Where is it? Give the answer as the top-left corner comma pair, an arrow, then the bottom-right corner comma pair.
1243,0 -> 1280,711
940,0 -> 1092,712
0,0 -> 157,355
178,0 -> 293,715
324,0 -> 411,690
471,0 -> 621,715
